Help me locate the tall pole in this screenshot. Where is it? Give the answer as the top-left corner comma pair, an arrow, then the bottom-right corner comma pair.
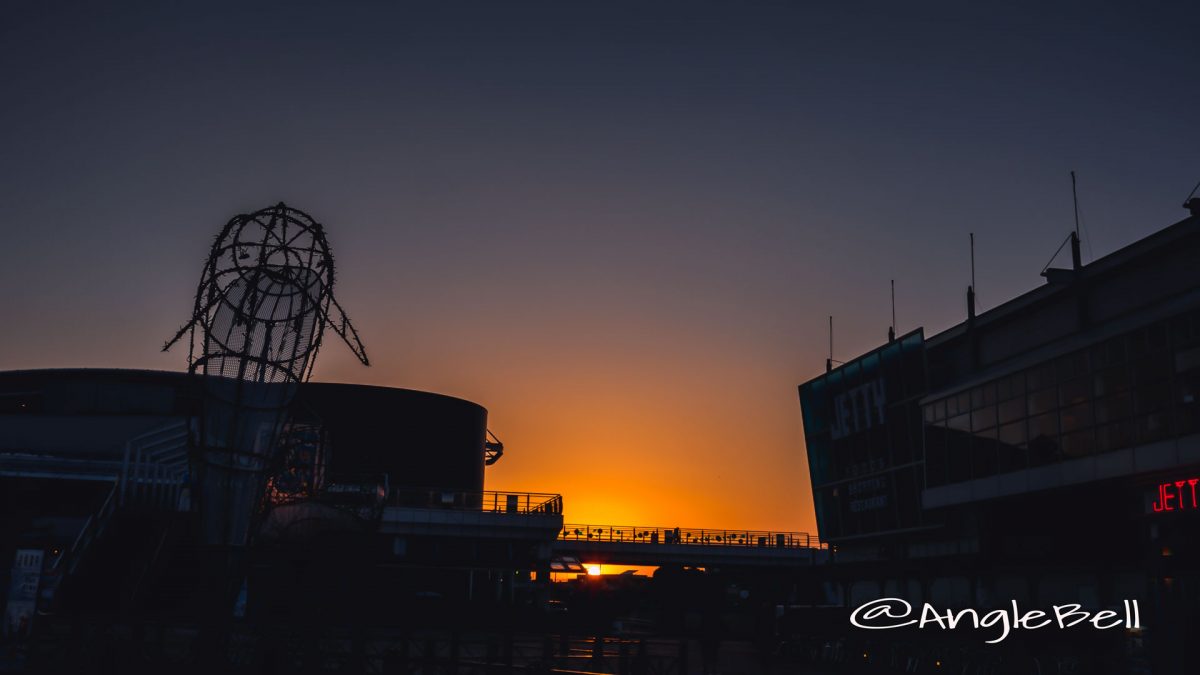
970,232 -> 976,292
826,315 -> 833,372
890,279 -> 896,336
968,233 -> 977,319
1071,170 -> 1080,240
1070,171 -> 1083,269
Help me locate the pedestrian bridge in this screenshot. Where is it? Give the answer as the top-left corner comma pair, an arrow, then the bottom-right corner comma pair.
366,489 -> 832,569
553,523 -> 831,568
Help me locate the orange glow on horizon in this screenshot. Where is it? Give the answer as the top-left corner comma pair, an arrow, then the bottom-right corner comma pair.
282,286 -> 824,536
316,336 -> 821,535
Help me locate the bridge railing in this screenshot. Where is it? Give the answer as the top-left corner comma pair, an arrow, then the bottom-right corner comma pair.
388,488 -> 563,515
559,523 -> 826,549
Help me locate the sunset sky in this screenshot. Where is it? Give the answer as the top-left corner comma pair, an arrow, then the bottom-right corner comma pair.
2,1 -> 1198,534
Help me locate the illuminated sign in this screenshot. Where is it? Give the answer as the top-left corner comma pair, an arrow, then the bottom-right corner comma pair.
798,329 -> 926,541
1151,476 -> 1200,513
830,378 -> 886,440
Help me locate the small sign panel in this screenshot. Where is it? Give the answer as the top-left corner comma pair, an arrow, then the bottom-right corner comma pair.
1150,476 -> 1200,513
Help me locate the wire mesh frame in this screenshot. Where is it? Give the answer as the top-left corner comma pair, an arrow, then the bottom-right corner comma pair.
165,202 -> 369,387
163,203 -> 370,544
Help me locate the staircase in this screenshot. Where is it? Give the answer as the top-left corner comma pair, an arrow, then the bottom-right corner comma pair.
7,421 -> 195,612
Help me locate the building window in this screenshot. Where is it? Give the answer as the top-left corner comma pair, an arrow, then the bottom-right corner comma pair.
920,313 -> 1200,490
1027,387 -> 1058,417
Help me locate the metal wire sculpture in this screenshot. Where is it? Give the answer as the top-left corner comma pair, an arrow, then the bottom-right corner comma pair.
164,202 -> 369,545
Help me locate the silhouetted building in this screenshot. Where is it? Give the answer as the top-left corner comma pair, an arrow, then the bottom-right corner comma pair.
0,369 -> 563,657
799,209 -> 1200,672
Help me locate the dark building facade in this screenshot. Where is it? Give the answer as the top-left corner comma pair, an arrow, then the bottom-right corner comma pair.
0,369 -> 566,669
799,209 -> 1200,672
0,369 -> 490,493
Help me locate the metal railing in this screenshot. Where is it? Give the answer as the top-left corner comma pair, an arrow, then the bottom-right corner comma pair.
388,488 -> 563,515
43,422 -> 191,585
559,524 -> 826,549
120,421 -> 190,509
51,482 -> 120,576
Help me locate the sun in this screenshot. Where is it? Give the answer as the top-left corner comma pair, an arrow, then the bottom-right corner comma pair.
585,564 -> 602,576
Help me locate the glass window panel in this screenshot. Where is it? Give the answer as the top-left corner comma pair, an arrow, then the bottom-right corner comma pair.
1094,365 -> 1130,396
901,356 -> 925,400
1106,336 -> 1127,365
1028,426 -> 1060,466
971,386 -> 985,409
1133,355 -> 1172,385
1148,322 -> 1168,351
1062,429 -> 1096,458
1176,376 -> 1200,436
1028,364 -> 1056,390
1056,351 -> 1088,381
972,406 -> 997,431
906,407 -> 924,456
1134,383 -> 1171,415
1094,391 -> 1132,423
955,392 -> 971,415
999,397 -> 1025,425
925,426 -> 948,487
929,398 -> 946,421
844,362 -> 860,387
1059,377 -> 1090,406
827,369 -> 843,389
997,436 -> 1027,473
1137,412 -> 1171,444
947,413 -> 970,432
895,468 -> 918,528
1028,387 -> 1058,416
1028,411 -> 1059,442
923,404 -> 936,424
1171,316 -> 1191,347
947,431 -> 971,483
890,411 -> 911,464
1005,373 -> 1025,400
998,420 -> 1026,448
1096,420 -> 1134,453
972,383 -> 996,408
1060,401 -> 1093,433
972,436 -> 997,479
1128,329 -> 1148,358
996,374 -> 1014,401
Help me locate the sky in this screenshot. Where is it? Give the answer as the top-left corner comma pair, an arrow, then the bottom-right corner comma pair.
2,0 -> 1198,534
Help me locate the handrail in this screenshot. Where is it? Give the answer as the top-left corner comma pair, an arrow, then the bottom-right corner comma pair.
559,523 -> 827,549
53,480 -> 119,575
121,421 -> 190,508
388,488 -> 563,515
47,423 -> 191,577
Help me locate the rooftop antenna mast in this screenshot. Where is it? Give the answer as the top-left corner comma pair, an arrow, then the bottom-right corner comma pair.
1071,170 -> 1081,240
1040,173 -> 1089,278
1070,171 -> 1082,269
1183,178 -> 1200,216
825,315 -> 846,372
970,233 -> 976,292
967,233 -> 977,319
827,316 -> 832,372
888,279 -> 896,342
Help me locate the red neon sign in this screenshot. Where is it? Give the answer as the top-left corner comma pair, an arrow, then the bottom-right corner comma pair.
1152,477 -> 1200,513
